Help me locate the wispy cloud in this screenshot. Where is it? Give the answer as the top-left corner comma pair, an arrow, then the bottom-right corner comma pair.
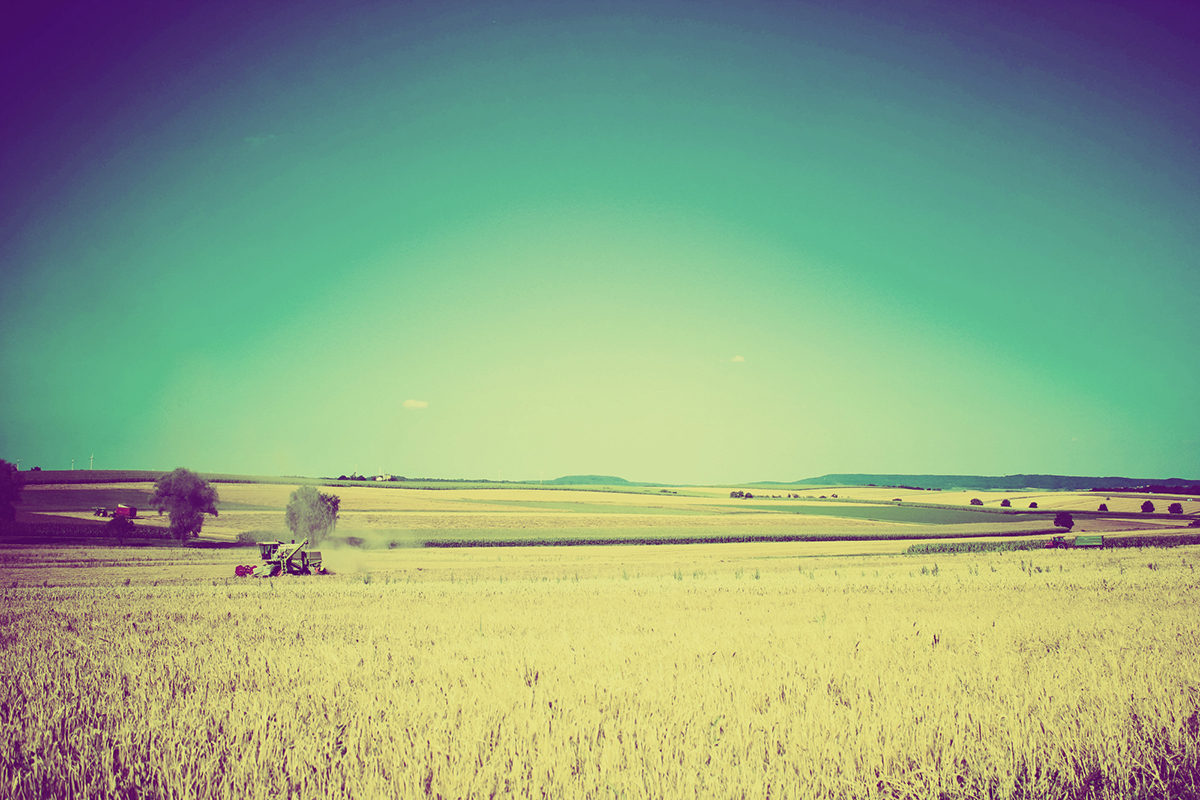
244,134 -> 277,148
731,355 -> 745,362
403,399 -> 429,409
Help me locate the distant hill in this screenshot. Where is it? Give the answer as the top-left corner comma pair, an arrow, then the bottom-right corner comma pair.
545,475 -> 640,486
792,474 -> 1200,492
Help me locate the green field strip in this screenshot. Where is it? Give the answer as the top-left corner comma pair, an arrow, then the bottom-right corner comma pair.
730,503 -> 1005,524
15,489 -> 272,513
15,488 -> 157,511
448,498 -> 711,515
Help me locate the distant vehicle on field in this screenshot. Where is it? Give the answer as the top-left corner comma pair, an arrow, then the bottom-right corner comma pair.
92,504 -> 137,518
1045,535 -> 1103,549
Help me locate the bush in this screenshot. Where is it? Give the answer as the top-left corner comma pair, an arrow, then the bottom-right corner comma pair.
0,459 -> 20,525
1054,512 -> 1074,530
1168,502 -> 1183,514
970,498 -> 983,506
1000,499 -> 1011,508
1029,502 -> 1038,509
236,530 -> 278,544
1098,503 -> 1108,512
1141,500 -> 1156,513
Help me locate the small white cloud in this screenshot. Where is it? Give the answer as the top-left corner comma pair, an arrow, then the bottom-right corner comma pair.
403,399 -> 429,410
731,355 -> 745,362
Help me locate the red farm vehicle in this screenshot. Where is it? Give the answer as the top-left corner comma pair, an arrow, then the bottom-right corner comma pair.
92,504 -> 137,518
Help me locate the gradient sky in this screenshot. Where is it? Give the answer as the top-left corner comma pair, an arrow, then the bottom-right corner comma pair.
2,0 -> 1198,484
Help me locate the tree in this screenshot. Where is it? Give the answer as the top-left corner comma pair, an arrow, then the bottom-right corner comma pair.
1141,500 -> 1155,513
1054,512 -> 1074,530
0,459 -> 20,524
970,498 -> 983,506
285,485 -> 340,544
1098,503 -> 1108,512
106,515 -> 135,536
1029,502 -> 1038,509
1168,502 -> 1183,515
151,468 -> 219,539
1000,499 -> 1011,508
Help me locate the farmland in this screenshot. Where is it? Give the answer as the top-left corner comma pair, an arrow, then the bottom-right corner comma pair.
2,543 -> 1200,799
3,479 -> 1199,798
10,478 -> 1196,549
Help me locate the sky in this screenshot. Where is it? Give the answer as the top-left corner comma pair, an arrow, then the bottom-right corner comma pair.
2,0 -> 1198,484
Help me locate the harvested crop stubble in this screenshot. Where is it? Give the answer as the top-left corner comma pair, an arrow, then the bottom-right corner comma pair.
2,547 -> 1200,798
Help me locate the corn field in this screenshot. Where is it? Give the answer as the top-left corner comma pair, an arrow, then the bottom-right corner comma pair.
2,546 -> 1199,798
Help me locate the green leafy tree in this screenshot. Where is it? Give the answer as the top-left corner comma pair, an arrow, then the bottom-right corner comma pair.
1141,500 -> 1155,513
151,468 -> 219,539
1054,512 -> 1074,530
970,498 -> 983,506
1000,499 -> 1011,508
0,459 -> 20,524
285,485 -> 340,544
1098,503 -> 1108,512
1168,502 -> 1183,514
106,515 -> 135,536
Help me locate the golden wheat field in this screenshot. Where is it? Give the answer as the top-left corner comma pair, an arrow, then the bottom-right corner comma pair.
2,542 -> 1199,799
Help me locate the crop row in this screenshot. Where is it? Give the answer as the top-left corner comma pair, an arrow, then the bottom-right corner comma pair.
908,532 -> 1200,555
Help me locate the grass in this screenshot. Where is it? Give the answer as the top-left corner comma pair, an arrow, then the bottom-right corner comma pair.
1,545 -> 1199,798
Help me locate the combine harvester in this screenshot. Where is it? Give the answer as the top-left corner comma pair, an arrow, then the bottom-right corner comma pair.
235,539 -> 325,577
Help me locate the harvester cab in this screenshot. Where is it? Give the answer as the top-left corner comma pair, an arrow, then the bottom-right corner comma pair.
235,538 -> 324,577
